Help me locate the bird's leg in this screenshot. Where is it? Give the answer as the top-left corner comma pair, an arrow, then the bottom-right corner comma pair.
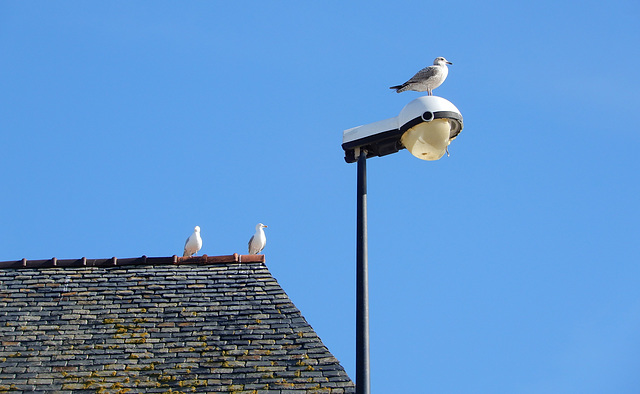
446,146 -> 450,157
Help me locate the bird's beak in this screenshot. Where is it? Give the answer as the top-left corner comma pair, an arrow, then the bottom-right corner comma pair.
264,225 -> 268,228
447,61 -> 453,65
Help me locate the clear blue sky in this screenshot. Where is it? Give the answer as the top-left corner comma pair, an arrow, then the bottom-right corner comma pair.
1,2 -> 639,393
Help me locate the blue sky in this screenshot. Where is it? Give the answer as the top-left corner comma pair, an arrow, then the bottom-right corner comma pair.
1,1 -> 639,392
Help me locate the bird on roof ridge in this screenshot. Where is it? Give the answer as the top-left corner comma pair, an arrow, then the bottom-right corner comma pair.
183,226 -> 203,257
248,223 -> 268,255
389,56 -> 453,95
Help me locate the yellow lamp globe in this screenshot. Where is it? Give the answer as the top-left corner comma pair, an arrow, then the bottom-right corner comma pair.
401,118 -> 451,161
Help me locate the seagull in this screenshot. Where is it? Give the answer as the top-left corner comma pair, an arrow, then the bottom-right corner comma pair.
248,223 -> 268,255
183,226 -> 202,257
389,57 -> 453,95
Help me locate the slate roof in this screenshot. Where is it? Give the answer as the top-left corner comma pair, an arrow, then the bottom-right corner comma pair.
0,255 -> 355,393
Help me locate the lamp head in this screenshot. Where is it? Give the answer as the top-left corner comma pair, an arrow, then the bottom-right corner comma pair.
397,96 -> 463,161
341,96 -> 463,163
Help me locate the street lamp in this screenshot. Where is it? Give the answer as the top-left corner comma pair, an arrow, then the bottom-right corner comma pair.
342,95 -> 463,394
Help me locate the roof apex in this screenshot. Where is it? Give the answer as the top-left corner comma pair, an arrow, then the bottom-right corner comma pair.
0,254 -> 265,270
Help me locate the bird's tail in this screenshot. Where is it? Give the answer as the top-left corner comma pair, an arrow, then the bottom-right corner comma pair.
389,84 -> 407,93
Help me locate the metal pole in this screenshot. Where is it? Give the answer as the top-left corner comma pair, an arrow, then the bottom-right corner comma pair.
356,148 -> 370,394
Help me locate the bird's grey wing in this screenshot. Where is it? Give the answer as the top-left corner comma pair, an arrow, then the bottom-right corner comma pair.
248,235 -> 255,252
408,66 -> 438,82
183,234 -> 194,256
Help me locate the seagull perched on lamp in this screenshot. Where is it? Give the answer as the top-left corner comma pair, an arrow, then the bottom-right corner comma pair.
248,223 -> 268,254
390,57 -> 453,95
183,226 -> 202,257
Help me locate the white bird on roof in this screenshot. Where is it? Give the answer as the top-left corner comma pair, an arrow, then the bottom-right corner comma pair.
248,223 -> 268,255
389,57 -> 453,95
183,226 -> 202,257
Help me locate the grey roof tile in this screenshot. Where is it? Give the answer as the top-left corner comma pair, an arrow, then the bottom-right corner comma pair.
0,256 -> 354,393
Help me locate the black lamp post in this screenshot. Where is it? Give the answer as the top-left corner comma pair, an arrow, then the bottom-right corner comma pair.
342,96 -> 464,394
355,147 -> 369,394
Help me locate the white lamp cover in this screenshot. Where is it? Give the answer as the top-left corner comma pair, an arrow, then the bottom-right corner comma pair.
401,118 -> 451,161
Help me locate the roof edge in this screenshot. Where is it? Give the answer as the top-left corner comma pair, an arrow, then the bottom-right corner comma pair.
0,254 -> 265,270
